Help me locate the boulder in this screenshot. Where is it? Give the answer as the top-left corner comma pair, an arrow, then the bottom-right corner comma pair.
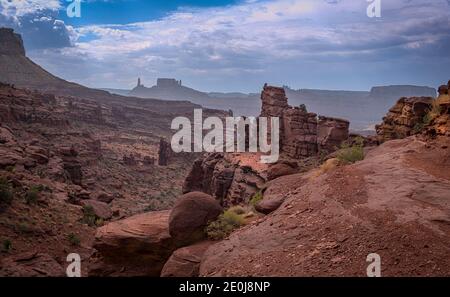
255,196 -> 285,214
0,252 -> 65,277
267,161 -> 298,181
95,191 -> 114,204
161,241 -> 213,277
90,210 -> 176,276
169,192 -> 222,246
81,199 -> 112,220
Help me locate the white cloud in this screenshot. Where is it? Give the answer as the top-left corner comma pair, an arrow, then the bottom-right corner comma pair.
25,0 -> 450,91
0,0 -> 61,19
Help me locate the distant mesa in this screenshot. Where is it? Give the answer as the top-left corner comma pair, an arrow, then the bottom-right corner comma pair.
0,28 -> 26,56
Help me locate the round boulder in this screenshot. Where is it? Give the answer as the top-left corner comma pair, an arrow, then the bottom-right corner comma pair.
169,192 -> 222,246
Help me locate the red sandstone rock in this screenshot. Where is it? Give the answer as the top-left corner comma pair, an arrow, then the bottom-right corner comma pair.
158,138 -> 172,166
160,241 -> 213,277
90,210 -> 176,276
183,153 -> 265,207
267,161 -> 298,181
81,199 -> 112,220
95,191 -> 115,204
318,116 -> 350,153
376,97 -> 434,142
169,192 -> 222,246
0,252 -> 64,277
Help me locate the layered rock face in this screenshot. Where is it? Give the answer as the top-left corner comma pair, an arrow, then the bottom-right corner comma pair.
260,85 -> 350,158
261,85 -> 289,118
281,108 -> 318,158
318,116 -> 350,153
376,97 -> 434,141
183,153 -> 266,207
376,79 -> 450,141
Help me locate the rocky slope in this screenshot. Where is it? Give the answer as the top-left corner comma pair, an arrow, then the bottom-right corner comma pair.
200,135 -> 450,276
197,81 -> 450,276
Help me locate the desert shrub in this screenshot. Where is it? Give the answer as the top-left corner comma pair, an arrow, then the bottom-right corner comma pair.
82,205 -> 97,227
337,137 -> 364,164
25,185 -> 41,205
249,191 -> 263,207
223,209 -> 245,226
228,205 -> 246,215
0,177 -> 13,206
95,218 -> 104,227
68,233 -> 81,246
241,166 -> 253,174
205,209 -> 245,240
413,101 -> 442,134
312,158 -> 340,178
412,122 -> 425,134
2,239 -> 12,252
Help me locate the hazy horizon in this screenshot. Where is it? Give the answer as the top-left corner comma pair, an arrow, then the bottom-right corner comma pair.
1,0 -> 450,92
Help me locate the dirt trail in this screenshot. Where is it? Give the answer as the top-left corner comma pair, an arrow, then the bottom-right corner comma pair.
200,136 -> 450,276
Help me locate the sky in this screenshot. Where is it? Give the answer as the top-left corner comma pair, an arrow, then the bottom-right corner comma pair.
0,0 -> 449,92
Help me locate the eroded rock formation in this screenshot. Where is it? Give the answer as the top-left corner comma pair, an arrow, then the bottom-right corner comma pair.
376,97 -> 434,142
261,85 -> 350,159
158,138 -> 172,166
183,153 -> 266,207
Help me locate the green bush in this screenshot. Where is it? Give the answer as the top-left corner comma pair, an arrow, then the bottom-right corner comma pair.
82,205 -> 97,226
228,205 -> 246,215
25,186 -> 41,205
95,218 -> 104,227
337,137 -> 365,164
68,233 -> 80,246
0,178 -> 13,206
205,209 -> 245,240
2,239 -> 12,252
249,191 -> 263,207
223,209 -> 245,226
